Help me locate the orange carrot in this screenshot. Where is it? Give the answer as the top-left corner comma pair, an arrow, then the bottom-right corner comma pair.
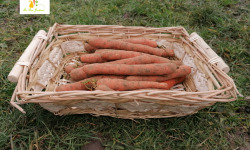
96,78 -> 182,91
80,50 -> 143,63
80,54 -> 104,63
96,49 -> 144,60
86,39 -> 157,53
122,39 -> 157,47
87,38 -> 174,57
94,49 -> 111,54
95,85 -> 114,91
107,54 -> 181,65
81,50 -> 181,65
126,65 -> 191,81
56,75 -> 125,92
126,75 -> 169,82
70,63 -> 177,81
64,63 -> 86,74
161,76 -> 186,90
84,43 -> 96,53
161,65 -> 191,80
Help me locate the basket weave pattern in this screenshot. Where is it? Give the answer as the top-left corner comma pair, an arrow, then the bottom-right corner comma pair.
11,23 -> 239,119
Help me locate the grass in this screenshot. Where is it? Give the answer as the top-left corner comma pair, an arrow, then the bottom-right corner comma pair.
0,0 -> 249,149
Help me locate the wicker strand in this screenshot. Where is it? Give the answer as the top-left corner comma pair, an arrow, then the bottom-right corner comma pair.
9,23 -> 240,118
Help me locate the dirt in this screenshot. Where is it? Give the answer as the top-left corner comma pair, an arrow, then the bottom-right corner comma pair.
226,127 -> 250,150
82,134 -> 104,150
82,140 -> 104,150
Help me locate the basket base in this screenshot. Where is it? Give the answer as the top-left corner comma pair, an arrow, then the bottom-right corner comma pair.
39,101 -> 213,119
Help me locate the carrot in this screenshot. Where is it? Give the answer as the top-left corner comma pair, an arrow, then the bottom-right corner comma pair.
81,50 -> 181,65
56,75 -> 125,92
95,49 -> 144,60
96,78 -> 183,91
64,63 -> 86,74
84,43 -> 96,53
94,49 -> 112,54
126,75 -> 169,82
126,65 -> 191,81
86,39 -> 157,53
161,76 -> 186,90
107,54 -> 181,65
95,85 -> 114,91
161,65 -> 191,80
122,39 -> 157,47
87,38 -> 174,57
70,63 -> 177,81
80,50 -> 143,63
80,54 -> 104,63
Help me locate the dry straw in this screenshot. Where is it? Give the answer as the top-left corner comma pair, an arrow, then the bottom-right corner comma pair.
9,23 -> 241,119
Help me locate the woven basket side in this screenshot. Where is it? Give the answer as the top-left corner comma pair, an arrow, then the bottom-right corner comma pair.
55,24 -> 188,34
11,24 -> 239,118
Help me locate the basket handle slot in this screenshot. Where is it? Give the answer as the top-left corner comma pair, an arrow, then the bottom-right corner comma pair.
8,30 -> 48,83
189,32 -> 230,73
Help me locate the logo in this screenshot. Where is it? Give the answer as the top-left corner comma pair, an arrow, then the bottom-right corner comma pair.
20,0 -> 50,14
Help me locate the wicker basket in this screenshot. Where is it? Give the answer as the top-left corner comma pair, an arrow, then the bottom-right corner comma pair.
8,23 -> 240,119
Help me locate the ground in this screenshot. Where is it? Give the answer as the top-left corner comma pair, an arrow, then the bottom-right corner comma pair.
0,0 -> 249,149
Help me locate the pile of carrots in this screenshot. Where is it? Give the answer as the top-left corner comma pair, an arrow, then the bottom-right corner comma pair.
56,38 -> 191,92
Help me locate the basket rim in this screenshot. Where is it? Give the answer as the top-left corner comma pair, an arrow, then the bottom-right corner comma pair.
10,23 -> 241,115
